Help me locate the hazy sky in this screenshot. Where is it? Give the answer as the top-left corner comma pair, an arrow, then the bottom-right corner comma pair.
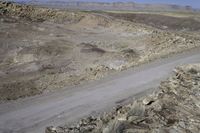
13,0 -> 200,9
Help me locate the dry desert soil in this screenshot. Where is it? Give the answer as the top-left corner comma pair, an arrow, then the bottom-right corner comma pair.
1,1 -> 200,133
1,2 -> 200,102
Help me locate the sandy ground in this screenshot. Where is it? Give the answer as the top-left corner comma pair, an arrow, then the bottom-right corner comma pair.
1,2 -> 200,101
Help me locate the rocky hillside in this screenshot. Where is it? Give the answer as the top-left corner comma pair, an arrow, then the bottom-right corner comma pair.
46,64 -> 200,133
0,1 -> 83,22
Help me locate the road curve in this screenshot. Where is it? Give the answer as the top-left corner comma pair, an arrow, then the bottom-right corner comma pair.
0,50 -> 200,133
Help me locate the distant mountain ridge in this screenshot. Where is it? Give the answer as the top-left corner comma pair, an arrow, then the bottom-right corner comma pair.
7,0 -> 195,12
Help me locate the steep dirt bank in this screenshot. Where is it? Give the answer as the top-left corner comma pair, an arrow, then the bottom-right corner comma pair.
46,64 -> 200,133
0,1 -> 200,102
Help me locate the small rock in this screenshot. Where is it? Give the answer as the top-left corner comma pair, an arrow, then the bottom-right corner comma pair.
142,97 -> 155,105
117,116 -> 127,121
45,126 -> 57,133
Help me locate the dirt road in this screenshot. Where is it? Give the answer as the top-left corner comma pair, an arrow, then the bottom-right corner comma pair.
0,50 -> 200,133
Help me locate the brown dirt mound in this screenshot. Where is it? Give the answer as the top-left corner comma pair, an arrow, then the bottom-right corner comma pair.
75,14 -> 111,28
0,80 -> 40,101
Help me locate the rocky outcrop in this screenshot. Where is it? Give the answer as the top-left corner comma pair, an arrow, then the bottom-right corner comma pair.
0,1 -> 83,22
46,64 -> 200,133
